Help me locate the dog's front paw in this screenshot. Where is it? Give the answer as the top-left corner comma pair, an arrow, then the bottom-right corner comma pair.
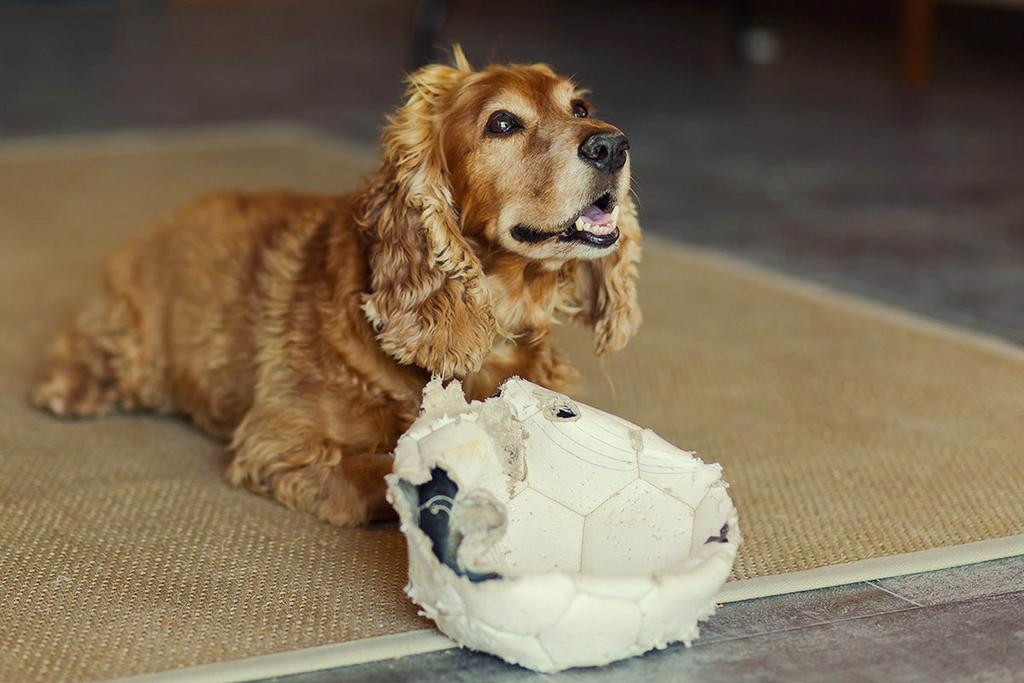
30,364 -> 116,418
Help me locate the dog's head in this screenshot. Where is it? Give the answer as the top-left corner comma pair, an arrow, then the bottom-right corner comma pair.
440,55 -> 631,260
358,47 -> 641,378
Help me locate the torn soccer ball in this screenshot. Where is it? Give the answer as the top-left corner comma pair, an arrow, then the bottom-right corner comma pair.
386,377 -> 740,673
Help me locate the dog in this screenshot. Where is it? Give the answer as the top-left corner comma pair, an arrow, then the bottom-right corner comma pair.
30,47 -> 642,526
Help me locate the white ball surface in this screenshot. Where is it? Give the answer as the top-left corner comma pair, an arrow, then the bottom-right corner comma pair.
387,377 -> 740,672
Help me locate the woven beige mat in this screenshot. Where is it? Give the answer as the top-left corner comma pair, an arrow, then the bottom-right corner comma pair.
1,126 -> 1021,682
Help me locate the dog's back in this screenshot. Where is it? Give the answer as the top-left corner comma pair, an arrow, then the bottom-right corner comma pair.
32,190 -> 365,438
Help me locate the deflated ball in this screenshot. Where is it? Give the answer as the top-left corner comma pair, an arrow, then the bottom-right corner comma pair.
387,377 -> 739,672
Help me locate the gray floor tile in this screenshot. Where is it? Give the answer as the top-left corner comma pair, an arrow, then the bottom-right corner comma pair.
873,555 -> 1024,607
700,582 -> 915,643
279,590 -> 1024,683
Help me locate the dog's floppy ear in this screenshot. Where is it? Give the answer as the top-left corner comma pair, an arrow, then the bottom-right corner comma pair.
356,47 -> 494,378
569,195 -> 642,354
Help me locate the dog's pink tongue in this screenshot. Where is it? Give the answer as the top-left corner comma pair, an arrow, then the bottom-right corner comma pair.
581,204 -> 612,225
579,204 -> 616,234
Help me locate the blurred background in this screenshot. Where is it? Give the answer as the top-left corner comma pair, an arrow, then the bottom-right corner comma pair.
2,0 -> 1022,341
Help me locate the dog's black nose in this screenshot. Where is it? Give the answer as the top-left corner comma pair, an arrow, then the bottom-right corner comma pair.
578,132 -> 630,173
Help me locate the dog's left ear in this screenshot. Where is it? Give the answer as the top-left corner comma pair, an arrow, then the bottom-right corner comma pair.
569,195 -> 642,354
357,47 -> 496,379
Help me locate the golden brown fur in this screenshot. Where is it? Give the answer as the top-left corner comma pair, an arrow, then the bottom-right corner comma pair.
31,48 -> 642,526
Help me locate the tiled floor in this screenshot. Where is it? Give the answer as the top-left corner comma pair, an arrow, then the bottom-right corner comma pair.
3,1 -> 1022,680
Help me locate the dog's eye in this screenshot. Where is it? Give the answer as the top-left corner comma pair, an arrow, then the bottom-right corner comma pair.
571,100 -> 589,118
486,111 -> 521,136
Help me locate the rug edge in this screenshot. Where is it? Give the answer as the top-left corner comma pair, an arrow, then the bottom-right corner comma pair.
718,533 -> 1024,602
0,121 -> 372,162
664,239 -> 1024,363
107,535 -> 1024,683
105,629 -> 455,683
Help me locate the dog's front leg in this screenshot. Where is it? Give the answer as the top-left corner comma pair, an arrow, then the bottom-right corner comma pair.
227,404 -> 394,526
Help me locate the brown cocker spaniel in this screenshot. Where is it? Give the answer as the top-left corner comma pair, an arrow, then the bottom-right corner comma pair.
31,48 -> 642,526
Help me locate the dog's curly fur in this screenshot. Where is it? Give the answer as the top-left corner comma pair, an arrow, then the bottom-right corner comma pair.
31,48 -> 642,526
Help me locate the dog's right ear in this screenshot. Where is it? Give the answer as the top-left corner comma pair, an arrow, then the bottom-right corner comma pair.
355,47 -> 495,379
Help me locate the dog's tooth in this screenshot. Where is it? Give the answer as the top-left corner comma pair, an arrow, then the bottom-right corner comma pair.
611,205 -> 620,224
575,217 -> 587,231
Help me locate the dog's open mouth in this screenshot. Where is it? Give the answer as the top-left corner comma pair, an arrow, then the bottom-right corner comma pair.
511,193 -> 620,248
